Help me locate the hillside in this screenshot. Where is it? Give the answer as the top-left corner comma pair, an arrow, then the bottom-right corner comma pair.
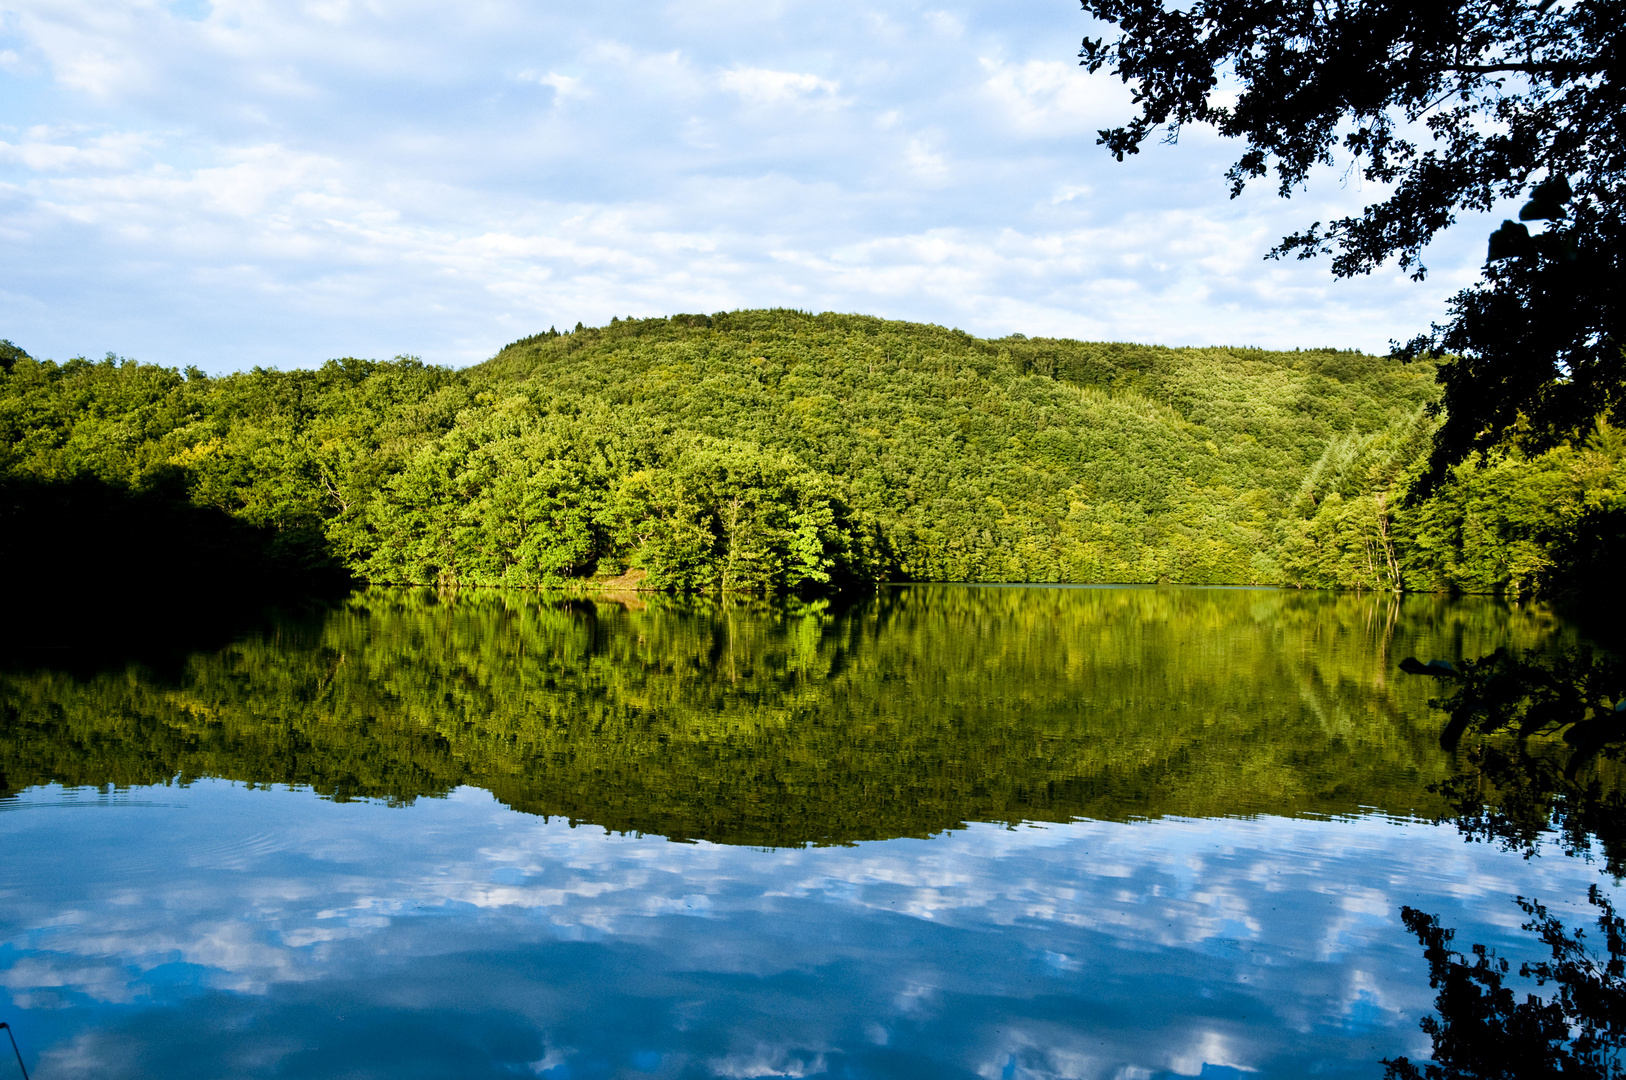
1,309 -> 1618,603
472,310 -> 1437,586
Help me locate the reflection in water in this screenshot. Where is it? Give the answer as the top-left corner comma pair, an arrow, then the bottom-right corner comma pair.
0,782 -> 1617,1080
1384,888 -> 1625,1080
1403,648 -> 1626,766
0,585 -> 1620,1079
1434,743 -> 1626,877
1385,649 -> 1626,1079
0,585 -> 1576,844
1398,648 -> 1626,875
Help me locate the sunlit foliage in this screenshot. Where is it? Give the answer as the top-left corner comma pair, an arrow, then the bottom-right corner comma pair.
2,311 -> 1620,594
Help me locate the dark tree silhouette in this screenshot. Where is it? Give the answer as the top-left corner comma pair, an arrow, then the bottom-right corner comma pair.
1394,649 -> 1626,1076
1385,888 -> 1626,1079
1402,648 -> 1626,873
1077,0 -> 1625,491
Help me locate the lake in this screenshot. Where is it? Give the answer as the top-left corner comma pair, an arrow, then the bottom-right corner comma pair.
1,585 -> 1618,1079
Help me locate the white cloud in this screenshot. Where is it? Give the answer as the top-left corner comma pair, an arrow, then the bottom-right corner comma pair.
518,69 -> 585,100
924,10 -> 965,38
979,56 -> 1130,135
0,0 -> 1492,370
0,130 -> 150,170
903,134 -> 948,180
717,66 -> 840,106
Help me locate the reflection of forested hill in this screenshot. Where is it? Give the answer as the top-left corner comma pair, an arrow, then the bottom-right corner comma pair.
0,587 -> 1580,847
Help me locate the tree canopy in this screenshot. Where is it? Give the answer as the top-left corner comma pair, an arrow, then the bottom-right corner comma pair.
4,311 -> 1623,608
1077,0 -> 1625,490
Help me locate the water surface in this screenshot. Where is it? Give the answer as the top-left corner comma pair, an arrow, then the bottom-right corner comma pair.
0,586 -> 1615,1078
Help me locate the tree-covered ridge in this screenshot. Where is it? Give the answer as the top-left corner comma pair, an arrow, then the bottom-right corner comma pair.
2,309 -> 1619,597
480,312 -> 1438,586
0,586 -> 1583,847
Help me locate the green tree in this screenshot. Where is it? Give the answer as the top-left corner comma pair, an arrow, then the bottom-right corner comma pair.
1,314 -> 1508,595
610,440 -> 851,594
1076,0 -> 1625,489
0,339 -> 29,372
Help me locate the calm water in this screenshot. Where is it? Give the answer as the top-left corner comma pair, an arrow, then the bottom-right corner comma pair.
0,586 -> 1617,1078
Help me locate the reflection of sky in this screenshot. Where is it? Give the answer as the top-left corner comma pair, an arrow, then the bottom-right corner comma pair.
0,783 -> 1615,1079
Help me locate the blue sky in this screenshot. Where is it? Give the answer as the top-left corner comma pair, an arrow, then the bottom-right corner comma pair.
1,0 -> 1498,371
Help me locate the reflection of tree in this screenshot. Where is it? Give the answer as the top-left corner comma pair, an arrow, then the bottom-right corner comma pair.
1384,888 -> 1626,1080
1391,650 -> 1626,1077
1413,650 -> 1626,764
1436,745 -> 1626,879
2,586 -> 1538,846
0,472 -> 347,663
1404,649 -> 1626,873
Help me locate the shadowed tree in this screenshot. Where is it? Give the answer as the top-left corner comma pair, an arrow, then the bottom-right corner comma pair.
1076,0 -> 1624,492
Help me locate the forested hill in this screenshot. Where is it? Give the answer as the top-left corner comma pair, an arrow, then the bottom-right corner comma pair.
2,309 -> 1619,601
482,311 -> 1437,586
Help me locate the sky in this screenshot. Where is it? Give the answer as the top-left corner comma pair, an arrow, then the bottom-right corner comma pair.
0,0 -> 1503,372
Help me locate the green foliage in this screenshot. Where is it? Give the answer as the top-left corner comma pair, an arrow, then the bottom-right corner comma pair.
475,311 -> 1442,588
0,585 -> 1571,846
0,339 -> 28,372
1077,0 -> 1625,489
606,440 -> 853,592
4,311 -> 1613,596
1284,417 -> 1626,596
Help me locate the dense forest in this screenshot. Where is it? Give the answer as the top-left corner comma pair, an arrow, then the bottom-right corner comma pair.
3,310 -> 1621,602
1,586 -> 1589,847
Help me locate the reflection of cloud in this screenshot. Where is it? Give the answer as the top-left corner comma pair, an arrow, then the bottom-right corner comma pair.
0,954 -> 142,1007
1,782 -> 1618,1079
708,1044 -> 829,1078
1168,1030 -> 1256,1075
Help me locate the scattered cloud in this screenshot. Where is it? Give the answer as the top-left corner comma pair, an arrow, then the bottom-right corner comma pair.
0,0 -> 1487,370
924,10 -> 965,38
517,69 -> 586,100
0,130 -> 150,171
979,56 -> 1130,134
717,66 -> 840,106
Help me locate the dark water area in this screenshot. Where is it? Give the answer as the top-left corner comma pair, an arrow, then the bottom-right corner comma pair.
0,586 -> 1620,1078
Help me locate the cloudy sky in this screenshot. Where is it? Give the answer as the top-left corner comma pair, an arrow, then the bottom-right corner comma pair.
0,0 -> 1501,372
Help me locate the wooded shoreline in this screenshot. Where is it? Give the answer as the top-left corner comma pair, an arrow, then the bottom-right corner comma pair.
4,310 -> 1619,607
